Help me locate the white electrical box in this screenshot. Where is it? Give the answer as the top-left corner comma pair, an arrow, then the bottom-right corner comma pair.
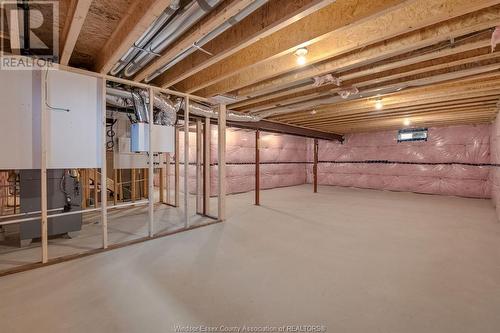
0,69 -> 102,169
131,123 -> 174,153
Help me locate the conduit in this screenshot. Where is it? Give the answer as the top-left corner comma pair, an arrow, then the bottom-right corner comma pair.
115,0 -> 225,78
144,0 -> 269,83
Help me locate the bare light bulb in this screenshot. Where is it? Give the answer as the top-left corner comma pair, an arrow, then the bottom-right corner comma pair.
403,118 -> 411,126
295,47 -> 308,66
375,100 -> 383,110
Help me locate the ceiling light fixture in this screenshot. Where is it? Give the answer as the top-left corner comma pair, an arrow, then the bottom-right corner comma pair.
295,47 -> 308,65
403,118 -> 411,126
310,109 -> 317,115
374,99 -> 383,110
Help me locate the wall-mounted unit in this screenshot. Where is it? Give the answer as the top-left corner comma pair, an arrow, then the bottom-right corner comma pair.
130,123 -> 175,153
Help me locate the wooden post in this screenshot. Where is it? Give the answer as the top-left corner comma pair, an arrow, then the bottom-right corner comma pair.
143,168 -> 148,198
131,169 -> 136,202
113,169 -> 118,205
159,166 -> 165,203
196,119 -> 202,214
40,71 -> 48,263
313,139 -> 318,193
100,78 -> 108,248
148,87 -> 154,237
218,104 -> 226,221
118,169 -> 123,202
255,130 -> 260,206
166,154 -> 171,204
203,117 -> 210,215
175,126 -> 180,207
93,168 -> 98,207
184,96 -> 190,228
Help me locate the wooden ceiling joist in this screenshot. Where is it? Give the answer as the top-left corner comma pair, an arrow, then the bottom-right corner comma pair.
93,0 -> 175,73
174,0 -> 407,94
232,43 -> 499,112
60,0 -> 92,66
232,34 -> 495,108
191,0 -> 500,98
135,0 -> 334,85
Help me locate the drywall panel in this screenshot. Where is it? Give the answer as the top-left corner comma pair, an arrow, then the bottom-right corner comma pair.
46,70 -> 102,168
0,71 -> 37,169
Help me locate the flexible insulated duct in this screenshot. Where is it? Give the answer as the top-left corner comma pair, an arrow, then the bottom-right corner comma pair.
106,87 -> 179,125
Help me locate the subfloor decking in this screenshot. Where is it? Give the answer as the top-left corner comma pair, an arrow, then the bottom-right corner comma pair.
1,185 -> 500,332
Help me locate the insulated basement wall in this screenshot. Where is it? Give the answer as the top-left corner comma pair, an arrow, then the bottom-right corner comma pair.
175,127 -> 308,196
490,115 -> 500,219
307,124 -> 491,198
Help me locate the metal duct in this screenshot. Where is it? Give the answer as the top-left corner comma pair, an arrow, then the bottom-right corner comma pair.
145,0 -> 269,83
106,87 -> 178,126
180,99 -> 262,122
110,0 -> 181,76
122,0 -> 223,78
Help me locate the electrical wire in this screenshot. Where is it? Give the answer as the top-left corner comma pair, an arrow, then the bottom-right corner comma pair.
44,68 -> 70,112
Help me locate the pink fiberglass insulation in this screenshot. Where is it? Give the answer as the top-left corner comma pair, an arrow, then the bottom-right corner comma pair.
176,127 -> 308,196
490,114 -> 500,219
308,125 -> 491,198
307,124 -> 491,198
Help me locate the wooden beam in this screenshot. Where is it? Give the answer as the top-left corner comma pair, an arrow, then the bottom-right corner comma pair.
196,119 -> 203,214
237,46 -> 500,113
60,0 -> 92,65
184,97 -> 190,227
134,0 -> 259,82
93,0 -> 174,73
232,36 -> 493,108
150,0 -> 335,87
218,104 -> 227,221
176,0 -> 406,93
192,0 -> 500,97
174,127 -> 180,207
203,117 -> 211,215
251,63 -> 500,117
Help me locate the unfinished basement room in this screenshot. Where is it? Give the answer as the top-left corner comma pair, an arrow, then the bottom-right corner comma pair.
1,0 -> 500,332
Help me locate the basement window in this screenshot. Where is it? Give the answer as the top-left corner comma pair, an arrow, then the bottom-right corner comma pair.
397,128 -> 428,143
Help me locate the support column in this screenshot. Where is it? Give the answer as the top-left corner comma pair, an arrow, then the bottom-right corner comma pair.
40,71 -> 48,263
255,130 -> 260,206
131,169 -> 136,202
148,88 -> 154,237
184,96 -> 190,228
203,117 -> 210,215
196,119 -> 202,214
94,168 -> 98,207
159,166 -> 165,203
166,154 -> 171,204
174,127 -> 180,207
218,104 -> 226,221
313,139 -> 318,193
100,78 -> 108,248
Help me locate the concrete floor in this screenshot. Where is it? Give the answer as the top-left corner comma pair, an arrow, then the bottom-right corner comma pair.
0,195 -> 213,271
1,185 -> 500,333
